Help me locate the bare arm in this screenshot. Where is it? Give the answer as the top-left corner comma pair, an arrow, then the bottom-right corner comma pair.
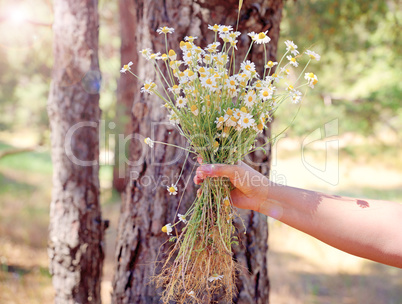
195,161 -> 402,268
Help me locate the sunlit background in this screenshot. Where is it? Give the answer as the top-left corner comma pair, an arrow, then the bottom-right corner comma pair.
0,0 -> 401,303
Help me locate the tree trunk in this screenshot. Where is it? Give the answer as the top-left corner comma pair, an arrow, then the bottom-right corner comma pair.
47,1 -> 105,303
112,1 -> 283,303
112,0 -> 139,193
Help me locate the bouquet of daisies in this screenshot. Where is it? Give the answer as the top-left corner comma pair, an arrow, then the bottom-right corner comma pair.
121,22 -> 319,304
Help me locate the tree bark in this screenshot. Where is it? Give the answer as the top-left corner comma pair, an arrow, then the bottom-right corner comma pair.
47,1 -> 105,303
112,0 -> 140,193
112,1 -> 283,303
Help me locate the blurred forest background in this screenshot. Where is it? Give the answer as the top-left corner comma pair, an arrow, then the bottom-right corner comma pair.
0,0 -> 401,303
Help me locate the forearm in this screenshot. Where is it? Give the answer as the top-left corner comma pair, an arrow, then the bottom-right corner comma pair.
259,183 -> 402,268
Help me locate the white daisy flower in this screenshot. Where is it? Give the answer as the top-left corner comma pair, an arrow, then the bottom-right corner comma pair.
168,49 -> 177,61
286,55 -> 299,67
149,52 -> 161,60
141,81 -> 157,94
184,36 -> 198,42
265,61 -> 278,69
176,96 -> 187,108
244,90 -> 257,108
200,77 -> 216,90
218,25 -> 233,34
254,31 -> 270,44
215,116 -> 225,129
144,137 -> 154,148
241,60 -> 257,77
205,42 -> 220,53
284,40 -> 299,55
167,184 -> 178,196
190,105 -> 199,116
225,116 -> 238,127
208,24 -> 220,32
259,86 -> 274,101
178,214 -> 188,224
223,196 -> 230,206
157,26 -> 174,34
168,85 -> 181,95
305,50 -> 321,61
304,72 -> 318,88
291,89 -> 303,104
208,274 -> 224,282
139,48 -> 152,60
279,67 -> 290,77
168,113 -> 180,125
239,113 -> 255,129
120,61 -> 133,73
267,73 -> 282,83
161,223 -> 173,235
247,31 -> 257,41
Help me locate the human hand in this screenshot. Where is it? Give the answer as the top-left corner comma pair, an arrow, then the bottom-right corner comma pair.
194,157 -> 270,212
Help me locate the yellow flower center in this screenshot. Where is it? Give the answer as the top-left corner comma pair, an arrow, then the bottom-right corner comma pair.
263,91 -> 269,97
222,27 -> 229,32
191,105 -> 198,111
273,73 -> 278,78
248,96 -> 253,102
162,226 -> 168,233
267,61 -> 273,67
169,187 -> 176,193
185,42 -> 192,49
144,84 -> 150,90
180,41 -> 185,48
218,117 -> 224,122
199,67 -> 205,73
188,70 -> 195,77
230,80 -> 236,86
291,57 -> 296,62
223,199 -> 230,206
231,116 -> 238,122
206,79 -> 213,85
288,85 -> 294,90
258,32 -> 266,39
214,141 -> 219,148
212,24 -> 219,31
123,65 -> 129,70
313,79 -> 318,85
172,85 -> 178,89
169,49 -> 176,56
240,107 -> 247,113
309,73 -> 315,78
245,65 -> 251,71
257,123 -> 264,130
226,109 -> 233,116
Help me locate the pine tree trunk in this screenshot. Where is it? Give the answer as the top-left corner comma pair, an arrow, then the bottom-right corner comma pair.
112,1 -> 283,303
47,1 -> 105,303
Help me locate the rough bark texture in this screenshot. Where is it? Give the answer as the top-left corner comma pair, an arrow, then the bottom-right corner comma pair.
112,0 -> 283,303
47,1 -> 105,303
112,0 -> 138,192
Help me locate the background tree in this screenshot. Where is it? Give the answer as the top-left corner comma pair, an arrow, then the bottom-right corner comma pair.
111,0 -> 283,303
47,0 -> 106,303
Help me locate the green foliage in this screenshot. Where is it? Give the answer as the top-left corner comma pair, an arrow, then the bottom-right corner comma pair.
276,0 -> 402,139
